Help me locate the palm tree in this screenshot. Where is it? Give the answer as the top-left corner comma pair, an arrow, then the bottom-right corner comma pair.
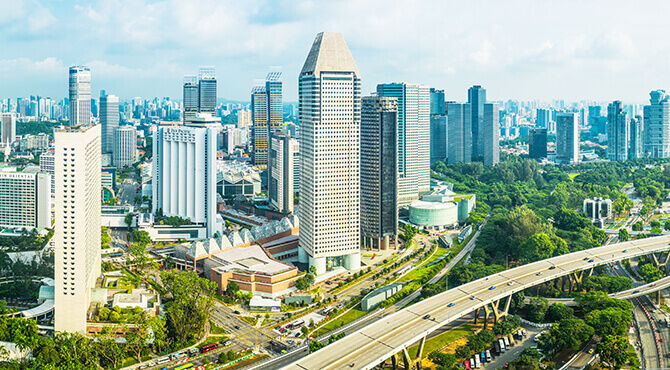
0,251 -> 12,274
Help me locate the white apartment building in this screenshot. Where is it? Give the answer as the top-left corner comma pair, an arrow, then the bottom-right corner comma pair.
0,169 -> 51,229
297,32 -> 361,275
68,66 -> 91,126
54,124 -> 101,333
39,151 -> 55,196
269,132 -> 298,214
113,125 -> 137,168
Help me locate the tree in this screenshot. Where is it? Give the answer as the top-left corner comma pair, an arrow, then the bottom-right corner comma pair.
545,303 -> 574,322
93,336 -> 125,369
125,318 -> 150,363
309,265 -> 317,275
638,263 -> 662,283
597,335 -> 630,370
632,221 -> 643,231
150,316 -> 170,354
226,281 -> 240,295
308,340 -> 325,353
428,351 -> 456,368
509,347 -> 542,370
585,307 -> 631,337
527,297 -> 549,323
124,212 -> 134,228
161,270 -> 217,345
618,228 -> 629,242
218,351 -> 229,363
539,318 -> 594,355
493,315 -> 521,335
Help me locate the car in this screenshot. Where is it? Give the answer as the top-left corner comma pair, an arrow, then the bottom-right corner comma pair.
650,283 -> 657,287
233,310 -> 241,314
633,290 -> 639,293
447,302 -> 455,307
623,249 -> 628,253
489,286 -> 496,290
470,296 -> 476,300
584,257 -> 590,261
234,325 -> 241,330
588,259 -> 594,263
549,266 -> 556,270
423,314 -> 431,319
507,282 -> 513,286
536,272 -> 542,276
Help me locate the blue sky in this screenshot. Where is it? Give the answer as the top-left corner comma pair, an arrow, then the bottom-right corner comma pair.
1,0 -> 669,103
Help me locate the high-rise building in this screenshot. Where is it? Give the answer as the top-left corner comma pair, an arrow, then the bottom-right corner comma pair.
198,67 -> 217,114
54,124 -> 101,333
430,88 -> 448,162
529,128 -> 548,159
251,86 -> 269,167
588,105 -> 606,136
152,121 -> 218,237
40,151 -> 55,196
360,96 -> 398,250
556,113 -> 579,164
266,72 -> 283,135
113,125 -> 137,168
269,132 -> 298,214
643,90 -> 670,158
183,75 -> 199,121
0,169 -> 50,229
1,112 -> 16,146
607,100 -> 629,161
629,115 -> 643,159
298,32 -> 361,275
468,85 -> 486,159
536,108 -> 550,128
100,91 -> 119,154
447,103 -> 472,164
236,109 -> 252,128
377,83 -> 430,206
68,66 -> 91,126
483,103 -> 500,165
220,125 -> 245,154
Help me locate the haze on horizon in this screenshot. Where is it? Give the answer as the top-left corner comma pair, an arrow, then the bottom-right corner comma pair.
1,0 -> 668,103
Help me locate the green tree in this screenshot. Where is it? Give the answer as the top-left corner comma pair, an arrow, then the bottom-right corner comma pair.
428,351 -> 457,368
308,340 -> 326,353
218,351 -> 229,363
539,318 -> 594,355
150,316 -> 170,354
617,228 -> 629,242
124,212 -> 134,228
93,336 -> 125,369
597,335 -> 630,370
638,263 -> 662,283
545,303 -> 574,322
632,221 -> 643,231
527,297 -> 549,323
585,307 -> 631,337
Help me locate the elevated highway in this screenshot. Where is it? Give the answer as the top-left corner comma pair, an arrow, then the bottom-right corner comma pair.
285,235 -> 670,370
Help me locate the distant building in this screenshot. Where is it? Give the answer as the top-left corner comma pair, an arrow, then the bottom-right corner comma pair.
182,75 -> 199,121
468,85 -> 486,158
430,88 -> 448,162
251,86 -> 269,167
643,90 -> 670,158
220,125 -> 245,154
68,66 -> 91,126
529,128 -> 548,159
408,183 -> 475,231
629,115 -> 643,159
607,100 -> 629,161
269,132 -> 298,214
447,103 -> 472,164
583,197 -> 612,220
236,109 -> 252,128
556,112 -> 579,164
1,112 -> 16,146
112,125 -> 137,168
39,151 -> 55,196
217,160 -> 262,197
197,67 -> 217,114
100,91 -> 119,155
536,108 -> 550,128
16,133 -> 49,151
0,168 -> 50,229
360,96 -> 398,250
589,105 -> 606,136
483,103 -> 500,165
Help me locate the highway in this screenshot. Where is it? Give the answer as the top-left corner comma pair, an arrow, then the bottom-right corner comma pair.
284,235 -> 670,369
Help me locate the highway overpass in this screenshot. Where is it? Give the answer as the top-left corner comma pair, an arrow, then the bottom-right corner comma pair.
284,235 -> 670,370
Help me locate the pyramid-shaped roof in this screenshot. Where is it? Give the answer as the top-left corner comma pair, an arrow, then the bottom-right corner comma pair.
300,32 -> 360,77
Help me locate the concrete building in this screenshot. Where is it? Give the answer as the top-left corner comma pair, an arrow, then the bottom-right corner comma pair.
583,197 -> 612,220
251,85 -> 269,167
377,83 -> 430,206
236,109 -> 252,128
408,183 -> 475,231
269,132 -> 298,214
217,160 -> 262,197
152,120 -> 219,237
556,112 -> 579,164
220,125 -> 246,154
629,115 -> 643,159
1,112 -> 16,146
360,96 -> 398,250
529,128 -> 548,159
16,133 -> 49,152
298,32 -> 361,275
483,103 -> 500,165
447,103 -> 472,164
113,125 -> 137,168
182,75 -> 198,121
430,88 -> 448,162
39,151 -> 55,196
54,124 -> 101,333
100,91 -> 119,155
643,90 -> 670,158
468,85 -> 486,158
197,67 -> 217,114
0,169 -> 50,229
607,100 -> 629,161
536,108 -> 550,128
68,66 -> 91,126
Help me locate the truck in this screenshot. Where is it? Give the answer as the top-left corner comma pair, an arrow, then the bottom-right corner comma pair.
503,336 -> 511,348
499,338 -> 506,353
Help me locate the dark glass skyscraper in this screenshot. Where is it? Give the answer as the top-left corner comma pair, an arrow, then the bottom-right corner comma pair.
529,128 -> 548,159
197,67 -> 217,114
607,100 -> 629,161
468,85 -> 486,159
430,88 -> 447,162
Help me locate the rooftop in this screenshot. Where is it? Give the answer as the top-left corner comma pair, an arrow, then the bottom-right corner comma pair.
301,32 -> 360,77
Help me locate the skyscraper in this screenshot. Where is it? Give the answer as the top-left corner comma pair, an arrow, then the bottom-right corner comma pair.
468,85 -> 486,159
68,66 -> 91,126
629,115 -> 643,159
54,124 -> 101,333
607,100 -> 629,161
0,112 -> 16,146
183,75 -> 199,121
251,85 -> 269,167
430,88 -> 448,162
556,113 -> 579,164
198,67 -> 217,114
0,170 -> 50,229
360,96 -> 398,250
447,103 -> 472,164
529,128 -> 548,159
266,72 -> 283,135
113,125 -> 137,168
377,83 -> 430,206
483,103 -> 500,165
298,32 -> 361,275
643,90 -> 670,158
536,108 -> 550,128
100,91 -> 119,154
269,132 -> 298,214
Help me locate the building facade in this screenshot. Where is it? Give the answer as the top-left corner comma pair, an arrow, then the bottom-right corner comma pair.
0,170 -> 50,229
360,96 -> 398,250
68,66 -> 91,126
269,132 -> 297,214
39,151 -> 55,196
100,91 -> 119,155
529,128 -> 548,159
643,90 -> 670,158
377,83 -> 430,206
607,100 -> 629,161
1,112 -> 16,146
447,103 -> 472,164
430,88 -> 448,162
54,124 -> 101,333
113,125 -> 137,168
468,85 -> 486,158
197,67 -> 217,114
629,116 -> 643,159
298,32 -> 361,275
251,86 -> 269,167
483,103 -> 500,165
556,112 -> 579,164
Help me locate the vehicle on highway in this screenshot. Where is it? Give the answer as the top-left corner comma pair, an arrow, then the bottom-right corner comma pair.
175,363 -> 194,370
549,266 -> 556,270
650,283 -> 657,287
623,249 -> 628,253
583,257 -> 590,261
633,290 -> 639,293
588,259 -> 594,263
470,296 -> 476,300
200,343 -> 218,354
155,357 -> 169,365
486,350 -> 492,362
423,314 -> 431,319
234,325 -> 241,330
447,302 -> 455,307
188,348 -> 199,355
234,310 -> 241,314
536,272 -> 542,276
489,286 -> 496,290
499,338 -> 506,352
507,282 -> 513,286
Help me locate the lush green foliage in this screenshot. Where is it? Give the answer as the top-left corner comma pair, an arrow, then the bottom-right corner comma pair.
0,229 -> 54,252
638,262 -> 663,283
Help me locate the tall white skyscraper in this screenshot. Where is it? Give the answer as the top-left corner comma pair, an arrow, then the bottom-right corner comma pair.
643,90 -> 670,158
113,125 -> 137,168
269,132 -> 298,214
298,32 -> 361,275
556,113 -> 579,164
100,91 -> 119,154
68,66 -> 91,126
483,103 -> 500,165
54,124 -> 101,333
0,112 -> 16,146
152,121 -> 218,237
40,151 -> 55,196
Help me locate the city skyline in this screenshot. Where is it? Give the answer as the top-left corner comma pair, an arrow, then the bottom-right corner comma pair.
3,1 -> 670,102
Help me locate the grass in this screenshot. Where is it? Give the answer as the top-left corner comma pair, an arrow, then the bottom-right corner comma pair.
261,318 -> 273,326
312,306 -> 367,337
200,335 -> 229,347
568,172 -> 579,181
210,320 -> 227,334
239,316 -> 257,326
662,305 -> 670,314
407,323 -> 474,359
399,248 -> 449,282
121,355 -> 152,367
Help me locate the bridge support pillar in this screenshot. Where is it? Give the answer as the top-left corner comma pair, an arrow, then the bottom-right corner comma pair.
490,296 -> 511,324
473,308 -> 480,324
402,348 -> 411,370
391,353 -> 398,370
483,304 -> 492,329
415,336 -> 426,369
658,290 -> 662,306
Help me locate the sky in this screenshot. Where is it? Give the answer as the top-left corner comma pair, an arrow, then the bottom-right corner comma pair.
1,0 -> 670,103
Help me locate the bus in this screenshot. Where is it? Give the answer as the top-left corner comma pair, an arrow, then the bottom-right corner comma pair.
200,343 -> 218,354
175,363 -> 194,370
